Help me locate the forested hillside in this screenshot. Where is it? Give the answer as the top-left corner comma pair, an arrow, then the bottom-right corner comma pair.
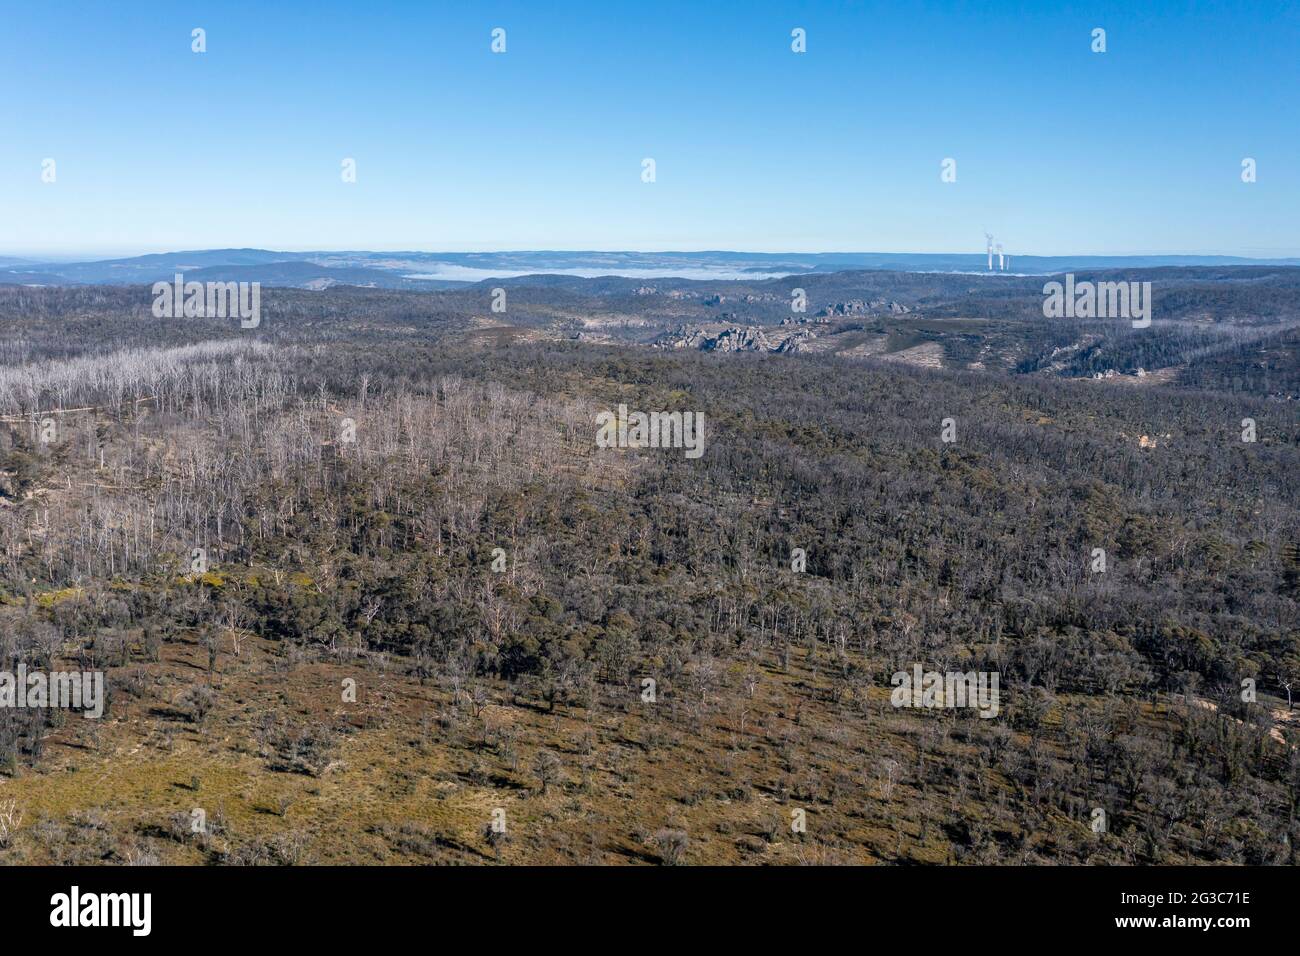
0,280 -> 1295,865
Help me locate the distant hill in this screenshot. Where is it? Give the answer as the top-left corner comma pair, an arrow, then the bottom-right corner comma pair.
180,261 -> 468,291
4,248 -> 1299,290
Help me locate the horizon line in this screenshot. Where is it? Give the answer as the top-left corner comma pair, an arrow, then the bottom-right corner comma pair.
6,247 -> 1300,264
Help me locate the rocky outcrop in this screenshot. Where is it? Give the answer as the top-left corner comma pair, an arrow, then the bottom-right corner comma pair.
773,330 -> 817,353
655,325 -> 816,354
702,326 -> 772,352
818,299 -> 913,317
657,326 -> 713,349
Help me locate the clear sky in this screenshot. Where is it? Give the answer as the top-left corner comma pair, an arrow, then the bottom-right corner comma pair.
1,0 -> 1295,259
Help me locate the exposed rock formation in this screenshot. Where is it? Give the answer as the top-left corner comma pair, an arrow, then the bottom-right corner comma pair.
818,299 -> 914,317
655,325 -> 816,354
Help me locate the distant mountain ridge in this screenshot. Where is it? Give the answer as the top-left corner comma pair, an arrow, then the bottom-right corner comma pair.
4,248 -> 1298,290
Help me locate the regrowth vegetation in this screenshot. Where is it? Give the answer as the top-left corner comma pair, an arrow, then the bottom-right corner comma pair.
0,278 -> 1296,865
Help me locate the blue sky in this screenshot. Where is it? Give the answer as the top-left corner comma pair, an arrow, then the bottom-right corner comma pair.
1,0 -> 1295,258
